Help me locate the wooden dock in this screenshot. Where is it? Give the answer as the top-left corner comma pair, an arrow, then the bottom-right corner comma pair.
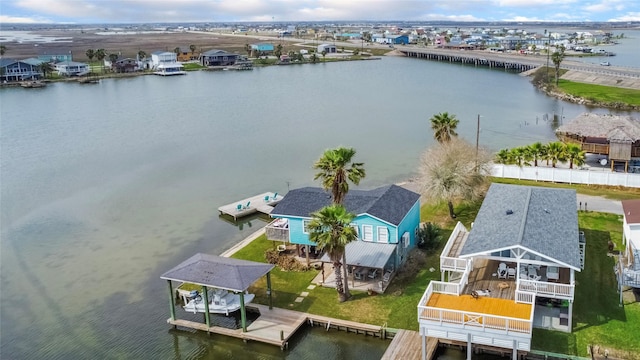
218,192 -> 282,220
167,303 -> 387,350
381,330 -> 438,360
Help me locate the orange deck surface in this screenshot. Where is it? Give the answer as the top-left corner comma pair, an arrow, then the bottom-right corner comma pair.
426,293 -> 531,320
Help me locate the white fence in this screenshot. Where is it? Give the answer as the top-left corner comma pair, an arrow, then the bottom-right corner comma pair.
491,164 -> 640,188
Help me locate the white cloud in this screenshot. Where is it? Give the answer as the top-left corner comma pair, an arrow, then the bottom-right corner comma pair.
609,12 -> 640,21
0,14 -> 53,23
496,0 -> 577,6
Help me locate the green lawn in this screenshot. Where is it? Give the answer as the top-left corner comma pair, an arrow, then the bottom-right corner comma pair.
556,79 -> 640,107
491,177 -> 640,200
230,191 -> 640,358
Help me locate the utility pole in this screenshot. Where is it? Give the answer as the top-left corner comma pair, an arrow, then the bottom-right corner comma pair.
545,29 -> 551,83
475,114 -> 480,171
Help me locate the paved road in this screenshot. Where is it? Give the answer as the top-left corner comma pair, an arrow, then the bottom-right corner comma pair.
576,194 -> 623,215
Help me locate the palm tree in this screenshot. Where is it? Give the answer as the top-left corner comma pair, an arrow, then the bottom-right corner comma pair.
137,50 -> 146,60
313,146 -> 365,299
85,49 -> 95,62
173,47 -> 181,55
321,50 -> 327,61
275,44 -> 283,58
38,62 -> 54,79
189,44 -> 197,54
565,143 -> 585,169
308,205 -> 357,302
551,45 -> 566,85
528,142 -> 545,166
310,53 -> 319,63
547,142 -> 566,168
495,149 -> 511,164
511,147 -> 531,167
429,112 -> 459,143
0,45 -> 6,56
313,147 -> 366,205
95,49 -> 106,73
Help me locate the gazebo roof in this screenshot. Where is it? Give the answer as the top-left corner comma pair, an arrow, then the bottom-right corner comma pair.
160,253 -> 274,292
556,113 -> 640,142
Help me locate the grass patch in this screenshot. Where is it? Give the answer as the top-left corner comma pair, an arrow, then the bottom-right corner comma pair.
556,79 -> 640,107
491,177 -> 640,200
182,63 -> 206,71
231,193 -> 639,357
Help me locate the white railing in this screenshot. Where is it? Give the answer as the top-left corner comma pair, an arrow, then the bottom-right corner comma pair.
515,290 -> 536,304
491,164 -> 640,188
518,279 -> 574,299
441,222 -> 468,258
418,282 -> 533,335
441,257 -> 469,272
432,280 -> 461,295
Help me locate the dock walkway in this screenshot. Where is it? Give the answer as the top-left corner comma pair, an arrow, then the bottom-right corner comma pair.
168,303 -> 385,350
381,330 -> 438,360
218,192 -> 282,220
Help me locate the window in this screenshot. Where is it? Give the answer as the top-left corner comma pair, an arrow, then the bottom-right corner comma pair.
378,227 -> 389,243
402,232 -> 410,248
362,225 -> 373,241
303,219 -> 311,234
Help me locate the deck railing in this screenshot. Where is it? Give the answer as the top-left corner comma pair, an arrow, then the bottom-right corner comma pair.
418,282 -> 533,335
517,279 -> 574,299
440,222 -> 469,272
265,220 -> 290,242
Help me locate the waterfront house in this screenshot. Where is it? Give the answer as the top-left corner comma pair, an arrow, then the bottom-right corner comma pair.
200,49 -> 239,67
556,113 -> 640,172
55,61 -> 90,76
250,43 -> 274,57
175,47 -> 199,62
150,51 -> 185,76
619,199 -> 640,289
37,50 -> 72,63
105,57 -> 140,73
418,183 -> 584,359
266,185 -> 420,286
0,58 -> 44,82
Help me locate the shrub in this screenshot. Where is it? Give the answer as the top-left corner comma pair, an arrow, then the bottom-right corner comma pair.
417,222 -> 442,253
265,249 -> 308,271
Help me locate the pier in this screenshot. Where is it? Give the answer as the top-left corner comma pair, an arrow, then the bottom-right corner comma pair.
168,303 -> 388,350
218,192 -> 282,220
401,48 -> 540,72
381,330 -> 438,360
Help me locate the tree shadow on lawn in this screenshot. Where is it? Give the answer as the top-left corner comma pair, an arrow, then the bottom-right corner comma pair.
572,228 -> 626,332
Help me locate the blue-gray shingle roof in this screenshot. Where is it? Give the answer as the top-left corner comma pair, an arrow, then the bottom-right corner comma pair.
271,185 -> 420,226
460,183 -> 580,269
160,253 -> 274,292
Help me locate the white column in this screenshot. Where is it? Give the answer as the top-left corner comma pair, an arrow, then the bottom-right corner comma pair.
467,333 -> 472,360
421,333 -> 426,360
512,339 -> 518,359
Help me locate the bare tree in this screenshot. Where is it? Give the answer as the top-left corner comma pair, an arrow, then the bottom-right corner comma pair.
418,138 -> 491,218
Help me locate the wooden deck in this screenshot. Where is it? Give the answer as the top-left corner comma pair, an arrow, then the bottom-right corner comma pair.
427,293 -> 532,320
381,330 -> 438,360
168,303 -> 384,350
218,192 -> 282,220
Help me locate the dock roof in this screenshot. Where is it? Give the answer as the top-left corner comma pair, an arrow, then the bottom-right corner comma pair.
271,185 -> 420,226
160,253 -> 274,292
460,183 -> 581,270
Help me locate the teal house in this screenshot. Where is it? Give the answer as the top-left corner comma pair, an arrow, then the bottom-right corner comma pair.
250,43 -> 274,57
266,185 -> 421,279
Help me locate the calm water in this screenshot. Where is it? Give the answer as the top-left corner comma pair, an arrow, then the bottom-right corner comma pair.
1,40 -> 639,359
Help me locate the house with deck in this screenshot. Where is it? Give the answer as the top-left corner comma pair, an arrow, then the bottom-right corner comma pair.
0,58 -> 44,82
556,113 -> 640,172
55,61 -> 90,76
150,51 -> 185,76
200,49 -> 239,67
266,185 -> 420,291
418,183 -> 585,360
619,199 -> 640,289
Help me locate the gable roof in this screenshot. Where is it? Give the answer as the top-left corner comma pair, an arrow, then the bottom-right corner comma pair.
271,185 -> 420,226
459,183 -> 581,270
556,113 -> 640,142
202,49 -> 236,56
160,253 -> 274,292
622,199 -> 640,224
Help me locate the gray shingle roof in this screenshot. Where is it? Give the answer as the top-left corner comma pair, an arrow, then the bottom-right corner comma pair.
160,253 -> 274,292
320,241 -> 396,269
271,185 -> 420,226
460,183 -> 581,270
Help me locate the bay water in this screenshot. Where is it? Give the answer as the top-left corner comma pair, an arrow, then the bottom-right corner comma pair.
1,35 -> 639,359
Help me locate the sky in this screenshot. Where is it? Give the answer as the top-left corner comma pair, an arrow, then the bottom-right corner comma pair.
1,0 -> 639,24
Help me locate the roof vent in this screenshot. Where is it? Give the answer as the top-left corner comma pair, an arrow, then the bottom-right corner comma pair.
506,209 -> 513,215
544,209 -> 550,214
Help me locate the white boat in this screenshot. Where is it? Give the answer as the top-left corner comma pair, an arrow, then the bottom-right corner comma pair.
600,61 -> 611,66
182,289 -> 255,315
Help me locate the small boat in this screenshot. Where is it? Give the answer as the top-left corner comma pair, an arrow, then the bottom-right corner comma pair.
78,77 -> 99,84
183,289 -> 255,315
21,80 -> 46,88
600,61 -> 611,66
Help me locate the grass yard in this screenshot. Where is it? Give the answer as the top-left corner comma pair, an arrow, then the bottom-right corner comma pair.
491,177 -> 640,200
230,181 -> 640,357
556,79 -> 640,107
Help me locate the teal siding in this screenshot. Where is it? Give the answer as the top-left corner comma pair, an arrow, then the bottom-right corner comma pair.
353,215 -> 397,243
397,200 -> 421,247
286,216 -> 316,246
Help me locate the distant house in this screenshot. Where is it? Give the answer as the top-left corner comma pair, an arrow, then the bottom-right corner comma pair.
316,44 -> 337,53
105,57 -> 140,73
619,200 -> 640,288
38,51 -> 72,63
387,34 -> 409,45
0,58 -> 43,82
55,61 -> 90,76
150,51 -> 184,76
175,47 -> 199,62
250,43 -> 274,57
556,113 -> 640,172
418,183 -> 585,358
200,49 -> 239,67
266,185 -> 421,292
